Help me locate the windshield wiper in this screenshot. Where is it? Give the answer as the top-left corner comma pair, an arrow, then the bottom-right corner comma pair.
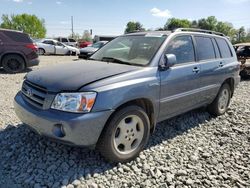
101,57 -> 134,66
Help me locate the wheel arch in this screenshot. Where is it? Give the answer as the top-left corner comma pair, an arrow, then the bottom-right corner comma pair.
38,48 -> 46,54
0,52 -> 27,67
223,77 -> 235,97
101,98 -> 156,141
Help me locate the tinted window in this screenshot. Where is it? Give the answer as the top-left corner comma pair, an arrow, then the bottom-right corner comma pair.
216,38 -> 232,58
61,38 -> 68,42
195,37 -> 215,61
69,38 -> 76,42
3,31 -> 32,43
43,40 -> 54,45
166,36 -> 195,64
212,38 -> 221,58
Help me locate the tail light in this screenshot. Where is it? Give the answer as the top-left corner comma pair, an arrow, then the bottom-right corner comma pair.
26,43 -> 38,51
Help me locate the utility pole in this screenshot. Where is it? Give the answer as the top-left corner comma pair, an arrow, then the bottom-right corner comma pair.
71,16 -> 74,38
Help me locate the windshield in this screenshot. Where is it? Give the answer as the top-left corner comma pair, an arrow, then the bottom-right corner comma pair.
91,35 -> 167,66
92,42 -> 105,48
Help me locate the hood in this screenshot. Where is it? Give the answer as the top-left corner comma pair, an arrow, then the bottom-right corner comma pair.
80,47 -> 98,53
26,60 -> 141,92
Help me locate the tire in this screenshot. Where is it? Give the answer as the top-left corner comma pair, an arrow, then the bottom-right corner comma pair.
38,48 -> 45,55
2,54 -> 25,73
207,83 -> 231,116
97,105 -> 150,163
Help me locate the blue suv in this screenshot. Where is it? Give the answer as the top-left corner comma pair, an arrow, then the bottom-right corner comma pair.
14,28 -> 240,162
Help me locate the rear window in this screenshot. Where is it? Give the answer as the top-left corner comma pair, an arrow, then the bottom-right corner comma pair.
195,36 -> 215,61
3,31 -> 32,43
216,38 -> 233,58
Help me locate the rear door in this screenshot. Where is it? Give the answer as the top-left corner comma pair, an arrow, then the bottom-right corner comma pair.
159,35 -> 201,121
43,40 -> 56,54
193,36 -> 222,104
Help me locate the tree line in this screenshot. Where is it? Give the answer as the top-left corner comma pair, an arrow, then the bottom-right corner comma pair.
0,13 -> 249,44
125,16 -> 250,44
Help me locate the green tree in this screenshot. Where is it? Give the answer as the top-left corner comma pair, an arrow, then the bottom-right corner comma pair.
82,30 -> 92,42
124,21 -> 145,33
0,14 -> 46,38
198,16 -> 217,30
164,18 -> 191,30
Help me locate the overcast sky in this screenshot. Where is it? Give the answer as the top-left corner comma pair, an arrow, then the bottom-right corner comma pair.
1,0 -> 250,37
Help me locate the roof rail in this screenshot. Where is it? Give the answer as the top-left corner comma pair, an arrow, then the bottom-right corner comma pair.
174,28 -> 225,37
0,28 -> 23,33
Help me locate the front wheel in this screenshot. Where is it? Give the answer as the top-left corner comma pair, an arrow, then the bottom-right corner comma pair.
207,83 -> 231,116
97,105 -> 150,163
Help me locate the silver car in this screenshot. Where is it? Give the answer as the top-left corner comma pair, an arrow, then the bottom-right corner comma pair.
36,39 -> 79,55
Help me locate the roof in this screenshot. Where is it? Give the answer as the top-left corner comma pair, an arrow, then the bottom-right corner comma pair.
124,28 -> 226,38
124,31 -> 171,36
0,28 -> 23,33
234,43 -> 250,46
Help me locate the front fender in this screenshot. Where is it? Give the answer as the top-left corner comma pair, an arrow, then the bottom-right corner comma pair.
0,51 -> 27,65
91,76 -> 160,119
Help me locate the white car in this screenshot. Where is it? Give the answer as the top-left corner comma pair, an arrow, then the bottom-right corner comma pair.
36,39 -> 79,55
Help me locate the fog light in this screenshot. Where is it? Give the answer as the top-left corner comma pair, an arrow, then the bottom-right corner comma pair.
52,124 -> 65,138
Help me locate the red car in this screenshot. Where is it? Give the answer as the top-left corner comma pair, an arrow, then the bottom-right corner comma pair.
79,41 -> 92,48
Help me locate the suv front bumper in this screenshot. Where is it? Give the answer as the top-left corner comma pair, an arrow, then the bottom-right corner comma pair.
14,92 -> 113,147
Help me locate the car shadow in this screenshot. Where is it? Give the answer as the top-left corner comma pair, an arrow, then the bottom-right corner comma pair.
0,108 -> 212,187
0,68 -> 32,74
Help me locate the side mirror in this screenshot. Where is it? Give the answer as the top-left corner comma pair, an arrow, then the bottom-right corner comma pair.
159,54 -> 176,70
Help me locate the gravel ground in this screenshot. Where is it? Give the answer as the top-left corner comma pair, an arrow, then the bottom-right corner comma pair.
0,56 -> 250,188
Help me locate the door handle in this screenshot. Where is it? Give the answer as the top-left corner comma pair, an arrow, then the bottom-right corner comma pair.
219,62 -> 224,67
192,67 -> 200,73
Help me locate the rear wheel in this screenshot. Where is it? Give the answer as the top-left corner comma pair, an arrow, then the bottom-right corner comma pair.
207,83 -> 231,116
2,54 -> 25,73
38,48 -> 45,55
97,105 -> 150,163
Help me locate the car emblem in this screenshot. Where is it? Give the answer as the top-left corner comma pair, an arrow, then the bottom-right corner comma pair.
27,88 -> 33,97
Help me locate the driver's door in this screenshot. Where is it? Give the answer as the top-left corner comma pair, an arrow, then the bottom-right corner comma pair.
158,35 -> 201,121
55,42 -> 68,55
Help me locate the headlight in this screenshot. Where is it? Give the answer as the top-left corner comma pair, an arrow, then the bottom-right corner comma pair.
51,92 -> 97,113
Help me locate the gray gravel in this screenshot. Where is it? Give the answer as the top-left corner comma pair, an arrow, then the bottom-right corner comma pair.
0,56 -> 250,188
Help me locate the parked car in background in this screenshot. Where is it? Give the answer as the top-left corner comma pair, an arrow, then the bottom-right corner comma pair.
93,35 -> 116,43
14,29 -> 240,163
0,29 -> 39,73
234,43 -> 250,78
36,39 -> 79,55
78,41 -> 108,59
79,41 -> 92,48
55,37 -> 78,47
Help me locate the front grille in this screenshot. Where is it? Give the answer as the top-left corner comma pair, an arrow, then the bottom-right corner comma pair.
21,80 -> 47,108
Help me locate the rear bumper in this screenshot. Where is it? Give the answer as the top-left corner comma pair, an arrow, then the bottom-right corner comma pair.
14,91 -> 113,147
26,58 -> 39,67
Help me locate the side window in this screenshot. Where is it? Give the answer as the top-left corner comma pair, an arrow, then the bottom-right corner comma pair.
215,38 -> 233,58
166,35 -> 195,64
61,38 -> 68,42
43,40 -> 54,45
195,36 -> 215,61
69,39 -> 76,42
212,38 -> 221,58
